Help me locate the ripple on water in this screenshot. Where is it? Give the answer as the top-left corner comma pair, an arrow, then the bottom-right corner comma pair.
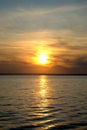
47,122 -> 87,130
8,121 -> 87,130
0,75 -> 87,130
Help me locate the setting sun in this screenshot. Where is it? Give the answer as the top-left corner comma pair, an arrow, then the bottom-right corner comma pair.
33,51 -> 50,65
38,52 -> 48,65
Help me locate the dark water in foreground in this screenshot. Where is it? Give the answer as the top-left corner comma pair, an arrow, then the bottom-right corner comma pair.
0,75 -> 87,130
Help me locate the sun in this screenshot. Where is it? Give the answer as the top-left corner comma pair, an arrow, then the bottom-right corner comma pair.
33,51 -> 50,65
38,52 -> 48,65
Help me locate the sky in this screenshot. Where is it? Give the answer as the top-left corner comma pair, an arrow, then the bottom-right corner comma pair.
0,0 -> 87,74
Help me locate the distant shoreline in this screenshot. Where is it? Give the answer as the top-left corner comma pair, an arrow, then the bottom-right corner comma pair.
0,73 -> 87,76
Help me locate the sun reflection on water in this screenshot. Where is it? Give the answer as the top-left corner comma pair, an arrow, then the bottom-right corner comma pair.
38,75 -> 48,109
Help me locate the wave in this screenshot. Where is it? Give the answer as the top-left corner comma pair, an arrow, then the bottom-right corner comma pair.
9,121 -> 87,130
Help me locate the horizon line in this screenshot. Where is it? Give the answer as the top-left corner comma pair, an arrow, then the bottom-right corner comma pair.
0,73 -> 87,76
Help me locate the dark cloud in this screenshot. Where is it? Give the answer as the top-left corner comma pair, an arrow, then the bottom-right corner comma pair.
0,55 -> 87,74
50,57 -> 87,74
49,41 -> 68,48
0,61 -> 31,74
49,47 -> 87,73
73,56 -> 87,67
48,38 -> 87,51
0,60 -> 50,74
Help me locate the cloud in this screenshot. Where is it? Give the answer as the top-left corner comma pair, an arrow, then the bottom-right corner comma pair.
73,56 -> 87,67
0,2 -> 87,34
0,0 -> 87,74
0,60 -> 51,74
0,61 -> 32,74
0,59 -> 87,74
45,35 -> 87,71
49,56 -> 87,74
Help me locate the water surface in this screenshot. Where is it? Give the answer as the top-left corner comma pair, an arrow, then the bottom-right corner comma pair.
0,75 -> 87,130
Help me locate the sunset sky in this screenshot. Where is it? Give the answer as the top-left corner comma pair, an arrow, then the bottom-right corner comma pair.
0,0 -> 87,74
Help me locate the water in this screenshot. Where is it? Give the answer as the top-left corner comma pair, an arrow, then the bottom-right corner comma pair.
0,75 -> 87,130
